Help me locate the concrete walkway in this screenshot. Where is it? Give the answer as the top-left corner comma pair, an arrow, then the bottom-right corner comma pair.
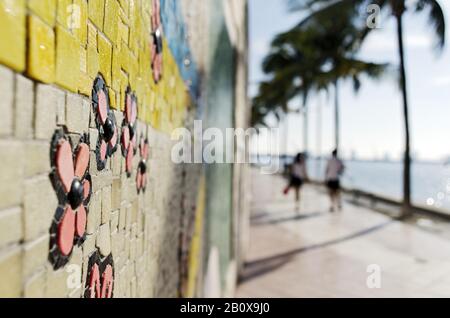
236,170 -> 450,297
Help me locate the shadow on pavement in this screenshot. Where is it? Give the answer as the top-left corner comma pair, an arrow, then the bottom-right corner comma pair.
239,219 -> 395,284
251,211 -> 326,226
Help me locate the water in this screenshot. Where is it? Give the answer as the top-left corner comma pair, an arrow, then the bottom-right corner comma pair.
307,159 -> 450,212
252,155 -> 450,211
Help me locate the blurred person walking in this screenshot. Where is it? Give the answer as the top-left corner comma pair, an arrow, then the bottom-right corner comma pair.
325,149 -> 345,212
283,153 -> 308,211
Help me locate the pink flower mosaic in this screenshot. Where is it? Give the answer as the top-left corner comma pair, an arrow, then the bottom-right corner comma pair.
49,130 -> 92,269
92,75 -> 119,170
137,136 -> 150,193
151,0 -> 163,83
121,88 -> 138,176
85,250 -> 114,298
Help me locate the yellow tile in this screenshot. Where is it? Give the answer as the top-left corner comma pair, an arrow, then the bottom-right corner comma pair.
136,78 -> 144,104
55,26 -> 81,92
88,0 -> 105,29
116,89 -> 122,112
142,0 -> 151,14
80,46 -> 87,73
129,32 -> 137,58
128,56 -> 138,89
27,15 -> 55,83
139,47 -> 150,77
118,3 -> 129,25
109,89 -> 117,109
87,21 -> 97,46
118,0 -> 128,16
78,46 -> 91,96
0,0 -> 26,71
78,72 -> 92,96
111,47 -> 121,91
136,79 -> 146,120
104,0 -> 119,44
73,0 -> 88,44
119,71 -> 128,111
146,90 -> 155,112
118,19 -> 129,45
119,46 -> 130,72
149,90 -> 155,112
98,33 -> 112,84
130,3 -> 141,54
87,44 -> 99,78
28,0 -> 56,26
154,109 -> 161,130
56,0 -> 72,26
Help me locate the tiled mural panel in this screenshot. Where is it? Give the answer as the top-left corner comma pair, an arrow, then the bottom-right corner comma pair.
0,0 -> 204,298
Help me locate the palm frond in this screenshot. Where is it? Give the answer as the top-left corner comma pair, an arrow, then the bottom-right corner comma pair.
415,0 -> 446,51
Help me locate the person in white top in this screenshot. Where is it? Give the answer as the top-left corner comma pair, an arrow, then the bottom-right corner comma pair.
325,149 -> 345,212
283,153 -> 308,211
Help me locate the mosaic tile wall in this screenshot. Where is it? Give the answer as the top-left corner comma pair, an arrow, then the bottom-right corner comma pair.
0,0 -> 215,298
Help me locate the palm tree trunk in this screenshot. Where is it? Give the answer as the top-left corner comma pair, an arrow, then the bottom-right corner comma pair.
282,103 -> 289,174
303,105 -> 308,155
395,13 -> 412,216
334,80 -> 340,152
283,113 -> 289,157
316,92 -> 322,179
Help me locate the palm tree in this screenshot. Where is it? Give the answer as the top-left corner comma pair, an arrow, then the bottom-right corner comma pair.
319,56 -> 388,151
251,74 -> 298,128
251,74 -> 300,165
292,0 -> 446,215
252,16 -> 387,163
266,20 -> 387,153
257,28 -> 332,157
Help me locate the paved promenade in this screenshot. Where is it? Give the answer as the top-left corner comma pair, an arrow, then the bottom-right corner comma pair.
236,170 -> 450,297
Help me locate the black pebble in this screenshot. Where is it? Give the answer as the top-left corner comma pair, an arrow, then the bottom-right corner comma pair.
68,179 -> 84,210
103,117 -> 115,142
139,161 -> 147,174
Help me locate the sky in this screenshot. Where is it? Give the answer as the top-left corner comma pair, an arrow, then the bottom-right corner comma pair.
249,0 -> 450,162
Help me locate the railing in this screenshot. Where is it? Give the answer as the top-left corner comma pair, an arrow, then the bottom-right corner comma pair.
312,178 -> 450,220
252,163 -> 450,220
344,186 -> 450,220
